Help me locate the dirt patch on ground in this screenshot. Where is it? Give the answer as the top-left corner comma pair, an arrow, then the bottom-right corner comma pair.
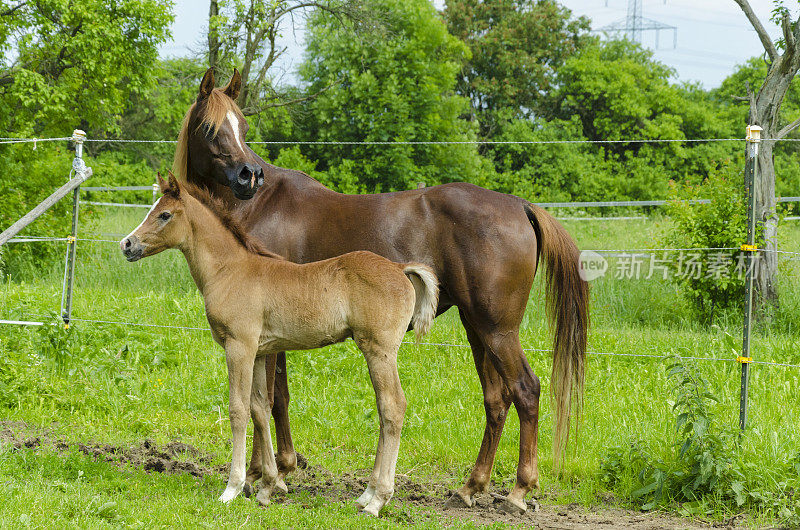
0,420 -> 224,479
0,420 -> 735,528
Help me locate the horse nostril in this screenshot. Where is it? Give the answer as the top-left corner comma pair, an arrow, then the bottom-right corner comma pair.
124,239 -> 131,250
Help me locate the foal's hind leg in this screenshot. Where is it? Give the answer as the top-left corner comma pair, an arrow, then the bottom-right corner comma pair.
272,353 -> 297,491
447,312 -> 513,509
355,424 -> 384,509
245,353 -> 293,495
356,336 -> 406,517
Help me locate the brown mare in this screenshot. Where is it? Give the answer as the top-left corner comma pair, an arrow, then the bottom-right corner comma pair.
120,174 -> 439,515
174,68 -> 589,514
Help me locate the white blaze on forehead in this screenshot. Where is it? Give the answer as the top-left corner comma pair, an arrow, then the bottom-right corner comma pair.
227,110 -> 245,154
121,197 -> 161,243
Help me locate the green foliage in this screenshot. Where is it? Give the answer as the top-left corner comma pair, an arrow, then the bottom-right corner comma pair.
713,57 -> 800,198
443,0 -> 590,137
546,40 -> 736,199
0,144 -> 73,277
599,356 -> 800,524
662,165 -> 748,323
0,0 -> 173,137
110,58 -> 207,165
0,142 -> 156,278
489,117 -> 606,201
299,0 -> 487,191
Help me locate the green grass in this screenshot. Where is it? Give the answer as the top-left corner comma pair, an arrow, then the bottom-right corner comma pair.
1,208 -> 799,527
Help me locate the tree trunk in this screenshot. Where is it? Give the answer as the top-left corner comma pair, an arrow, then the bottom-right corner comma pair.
734,2 -> 800,312
208,0 -> 220,70
754,138 -> 778,306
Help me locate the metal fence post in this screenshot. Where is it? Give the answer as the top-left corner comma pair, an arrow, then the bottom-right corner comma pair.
60,129 -> 90,328
739,124 -> 761,430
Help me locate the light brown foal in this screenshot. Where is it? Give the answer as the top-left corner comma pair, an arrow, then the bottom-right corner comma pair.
120,173 -> 438,516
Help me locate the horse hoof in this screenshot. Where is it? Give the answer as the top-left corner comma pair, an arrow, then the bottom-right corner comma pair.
243,482 -> 253,498
445,491 -> 473,509
491,493 -> 527,515
274,476 -> 288,495
256,488 -> 272,507
219,486 -> 241,504
359,506 -> 380,517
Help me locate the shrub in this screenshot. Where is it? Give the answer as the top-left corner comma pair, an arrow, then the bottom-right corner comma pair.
662,164 -> 748,323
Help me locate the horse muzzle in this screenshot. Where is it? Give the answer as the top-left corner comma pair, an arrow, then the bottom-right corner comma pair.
120,235 -> 145,262
230,163 -> 264,200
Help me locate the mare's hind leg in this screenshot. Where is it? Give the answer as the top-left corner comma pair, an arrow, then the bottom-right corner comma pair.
251,353 -> 279,506
447,311 -> 513,509
245,353 -> 293,495
480,328 -> 541,515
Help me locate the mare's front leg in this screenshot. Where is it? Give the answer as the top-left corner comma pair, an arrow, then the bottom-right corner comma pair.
219,338 -> 257,503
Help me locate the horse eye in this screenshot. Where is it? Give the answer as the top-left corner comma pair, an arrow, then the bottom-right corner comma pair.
159,212 -> 172,221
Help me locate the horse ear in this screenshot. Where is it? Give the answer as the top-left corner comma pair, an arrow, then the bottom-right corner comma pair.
198,67 -> 215,101
223,69 -> 242,100
167,171 -> 181,197
157,172 -> 169,193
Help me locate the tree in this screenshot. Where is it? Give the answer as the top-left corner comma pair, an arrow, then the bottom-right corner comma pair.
730,0 -> 800,307
206,0 -> 369,116
544,40 -> 735,199
442,0 -> 590,138
714,58 -> 800,198
0,0 -> 173,137
112,57 -> 207,165
297,0 -> 488,192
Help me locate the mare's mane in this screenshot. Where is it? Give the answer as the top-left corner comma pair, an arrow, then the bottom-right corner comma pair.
172,88 -> 244,181
169,181 -> 284,260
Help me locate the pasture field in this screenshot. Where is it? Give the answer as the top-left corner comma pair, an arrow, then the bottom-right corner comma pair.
0,207 -> 799,528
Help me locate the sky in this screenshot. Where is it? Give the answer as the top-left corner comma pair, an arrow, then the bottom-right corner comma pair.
159,0 -> 783,90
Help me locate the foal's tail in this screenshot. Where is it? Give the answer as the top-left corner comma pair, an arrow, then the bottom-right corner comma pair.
403,264 -> 439,342
524,203 -> 589,469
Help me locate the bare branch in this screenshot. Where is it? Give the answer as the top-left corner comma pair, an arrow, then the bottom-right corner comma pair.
775,116 -> 800,139
782,12 -> 796,53
733,0 -> 778,61
240,80 -> 339,115
0,1 -> 28,17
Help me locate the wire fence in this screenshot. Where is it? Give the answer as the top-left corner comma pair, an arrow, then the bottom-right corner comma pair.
2,132 -> 800,378
3,312 -> 798,370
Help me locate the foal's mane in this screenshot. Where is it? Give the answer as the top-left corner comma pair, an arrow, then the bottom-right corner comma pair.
174,182 -> 284,260
172,88 -> 244,181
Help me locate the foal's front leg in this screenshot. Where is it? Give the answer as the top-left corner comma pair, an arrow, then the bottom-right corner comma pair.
251,352 -> 279,506
246,353 -> 294,495
219,339 -> 257,503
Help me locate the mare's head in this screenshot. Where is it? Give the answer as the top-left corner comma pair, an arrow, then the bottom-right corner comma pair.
173,68 -> 264,200
120,173 -> 190,261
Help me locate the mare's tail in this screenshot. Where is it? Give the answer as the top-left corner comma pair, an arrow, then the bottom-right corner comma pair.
524,203 -> 590,469
402,264 -> 439,341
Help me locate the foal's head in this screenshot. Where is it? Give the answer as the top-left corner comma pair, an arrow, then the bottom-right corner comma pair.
120,173 -> 190,262
174,68 -> 264,200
